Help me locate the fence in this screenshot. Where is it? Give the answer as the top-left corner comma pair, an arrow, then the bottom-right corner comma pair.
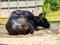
0,0 -> 43,18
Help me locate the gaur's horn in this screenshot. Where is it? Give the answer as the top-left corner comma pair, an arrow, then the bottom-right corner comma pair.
43,12 -> 46,18
39,12 -> 46,18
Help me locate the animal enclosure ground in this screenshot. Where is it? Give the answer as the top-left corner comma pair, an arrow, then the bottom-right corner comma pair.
0,23 -> 60,45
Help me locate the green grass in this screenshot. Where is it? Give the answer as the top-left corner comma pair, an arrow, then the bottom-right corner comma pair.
49,21 -> 60,23
46,11 -> 60,21
0,11 -> 60,25
0,19 -> 8,25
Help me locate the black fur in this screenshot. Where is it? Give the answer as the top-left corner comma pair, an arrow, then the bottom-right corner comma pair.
6,10 -> 50,35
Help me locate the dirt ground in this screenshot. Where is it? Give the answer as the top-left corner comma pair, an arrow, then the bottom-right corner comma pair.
0,23 -> 60,45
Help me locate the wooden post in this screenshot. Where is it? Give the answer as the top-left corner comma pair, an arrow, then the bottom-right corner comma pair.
17,0 -> 19,10
0,0 -> 1,18
26,0 -> 28,10
35,0 -> 38,15
8,0 -> 10,18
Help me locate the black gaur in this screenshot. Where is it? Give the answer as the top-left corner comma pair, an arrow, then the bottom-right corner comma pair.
6,10 -> 50,35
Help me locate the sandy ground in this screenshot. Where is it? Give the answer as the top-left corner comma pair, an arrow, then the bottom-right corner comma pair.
0,23 -> 60,45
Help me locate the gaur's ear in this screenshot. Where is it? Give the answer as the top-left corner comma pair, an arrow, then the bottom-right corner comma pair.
39,12 -> 46,18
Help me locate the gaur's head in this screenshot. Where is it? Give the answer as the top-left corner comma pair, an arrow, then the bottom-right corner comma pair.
36,12 -> 50,29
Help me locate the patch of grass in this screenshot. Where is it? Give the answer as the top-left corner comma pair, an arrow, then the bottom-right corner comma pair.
0,19 -> 8,25
46,11 -> 60,21
49,21 -> 60,23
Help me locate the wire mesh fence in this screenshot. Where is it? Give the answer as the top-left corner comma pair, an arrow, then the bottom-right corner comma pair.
0,0 -> 43,18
